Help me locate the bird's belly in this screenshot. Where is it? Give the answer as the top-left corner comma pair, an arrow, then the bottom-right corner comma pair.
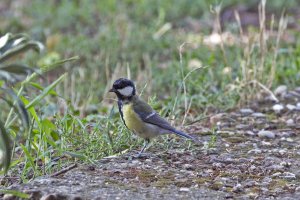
122,104 -> 160,139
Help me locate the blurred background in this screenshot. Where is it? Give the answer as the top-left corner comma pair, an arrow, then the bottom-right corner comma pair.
1,0 -> 300,111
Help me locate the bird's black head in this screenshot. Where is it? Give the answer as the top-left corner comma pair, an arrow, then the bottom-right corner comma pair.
109,78 -> 136,100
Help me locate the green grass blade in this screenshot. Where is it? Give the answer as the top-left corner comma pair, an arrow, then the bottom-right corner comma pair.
29,82 -> 58,96
0,89 -> 30,130
20,96 -> 40,127
0,189 -> 30,199
20,144 -> 35,169
26,73 -> 67,109
41,56 -> 79,73
0,120 -> 11,173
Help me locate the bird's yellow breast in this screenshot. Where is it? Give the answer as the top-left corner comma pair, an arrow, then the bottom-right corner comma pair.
122,103 -> 144,132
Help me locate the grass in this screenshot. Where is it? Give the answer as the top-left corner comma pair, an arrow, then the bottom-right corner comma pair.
1,0 -> 300,186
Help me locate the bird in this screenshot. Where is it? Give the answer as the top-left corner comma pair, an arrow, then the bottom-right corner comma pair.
109,78 -> 199,157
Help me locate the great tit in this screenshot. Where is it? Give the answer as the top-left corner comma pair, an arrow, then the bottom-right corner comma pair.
109,78 -> 199,157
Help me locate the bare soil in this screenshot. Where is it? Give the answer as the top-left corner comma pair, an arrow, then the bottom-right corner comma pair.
2,87 -> 300,199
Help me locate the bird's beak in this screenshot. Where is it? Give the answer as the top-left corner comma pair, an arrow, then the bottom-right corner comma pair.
109,88 -> 116,93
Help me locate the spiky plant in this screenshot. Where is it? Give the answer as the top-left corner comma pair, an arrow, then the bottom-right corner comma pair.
0,33 -> 44,173
0,33 -> 75,174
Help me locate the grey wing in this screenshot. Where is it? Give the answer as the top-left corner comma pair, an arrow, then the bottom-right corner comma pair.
136,110 -> 176,132
131,98 -> 175,131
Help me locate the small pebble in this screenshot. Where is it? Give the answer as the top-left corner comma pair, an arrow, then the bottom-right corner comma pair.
131,160 -> 141,165
235,124 -> 249,130
249,165 -> 256,170
3,194 -> 16,200
295,86 -> 300,93
232,183 -> 243,193
41,194 -> 56,200
251,112 -> 265,118
271,172 -> 282,177
244,180 -> 258,187
286,119 -> 294,126
280,172 -> 296,180
289,90 -> 300,98
179,187 -> 190,192
272,104 -> 284,113
282,131 -> 295,137
261,141 -> 272,146
71,196 -> 83,200
279,149 -> 287,155
261,177 -> 272,186
258,130 -> 275,139
183,164 -> 195,170
248,149 -> 262,154
283,93 -> 295,101
212,162 -> 223,168
246,131 -> 255,136
286,104 -> 296,111
274,85 -> 287,96
266,164 -> 284,171
240,108 -> 254,115
280,161 -> 291,167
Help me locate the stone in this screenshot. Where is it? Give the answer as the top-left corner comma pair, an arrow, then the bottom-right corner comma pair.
266,164 -> 284,171
286,119 -> 294,126
232,183 -> 243,193
271,172 -> 282,177
183,164 -> 195,170
251,112 -> 265,118
179,187 -> 190,192
257,130 -> 275,139
286,104 -> 296,111
261,141 -> 272,146
295,87 -> 300,93
274,85 -> 287,96
248,149 -> 262,154
3,194 -> 17,200
280,161 -> 291,167
290,91 -> 300,98
235,124 -> 249,130
41,194 -> 57,200
279,149 -> 287,155
246,131 -> 255,136
280,172 -> 296,180
272,104 -> 284,113
240,108 -> 254,115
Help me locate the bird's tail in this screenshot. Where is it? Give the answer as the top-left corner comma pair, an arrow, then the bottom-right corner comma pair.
171,129 -> 200,143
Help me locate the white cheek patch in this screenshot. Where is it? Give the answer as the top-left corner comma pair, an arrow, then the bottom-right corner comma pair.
118,86 -> 134,96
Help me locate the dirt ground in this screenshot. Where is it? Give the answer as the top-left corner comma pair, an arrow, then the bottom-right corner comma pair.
2,86 -> 300,199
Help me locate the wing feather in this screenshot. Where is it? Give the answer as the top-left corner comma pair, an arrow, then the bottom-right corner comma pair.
132,97 -> 179,132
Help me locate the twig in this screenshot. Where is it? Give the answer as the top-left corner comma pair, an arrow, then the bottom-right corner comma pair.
250,80 -> 279,102
50,163 -> 78,177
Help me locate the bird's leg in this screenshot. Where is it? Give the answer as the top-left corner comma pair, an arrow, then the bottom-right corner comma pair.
137,139 -> 150,158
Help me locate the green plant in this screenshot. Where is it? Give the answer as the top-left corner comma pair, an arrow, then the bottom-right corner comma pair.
0,33 -> 43,173
0,33 -> 76,175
